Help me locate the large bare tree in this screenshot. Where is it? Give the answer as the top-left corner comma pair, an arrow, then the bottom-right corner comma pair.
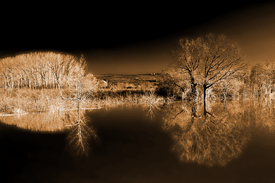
201,34 -> 246,104
172,36 -> 203,101
172,34 -> 246,106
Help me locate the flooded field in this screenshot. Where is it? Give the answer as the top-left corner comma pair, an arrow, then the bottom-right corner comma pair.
1,99 -> 275,183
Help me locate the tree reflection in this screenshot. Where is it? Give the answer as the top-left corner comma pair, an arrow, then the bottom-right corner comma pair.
64,110 -> 98,156
249,99 -> 275,132
141,89 -> 164,119
0,108 -> 98,156
162,102 -> 251,166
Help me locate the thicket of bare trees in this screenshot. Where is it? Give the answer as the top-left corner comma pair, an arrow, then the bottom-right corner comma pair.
249,60 -> 275,98
216,59 -> 275,101
0,52 -> 97,90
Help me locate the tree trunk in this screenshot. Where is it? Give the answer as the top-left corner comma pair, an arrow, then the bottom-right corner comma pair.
191,103 -> 197,117
224,86 -> 227,109
190,76 -> 197,102
48,71 -> 50,88
28,76 -> 31,88
203,84 -> 207,115
19,75 -> 22,88
4,78 -> 6,90
17,76 -> 19,88
78,100 -> 80,123
41,75 -> 44,88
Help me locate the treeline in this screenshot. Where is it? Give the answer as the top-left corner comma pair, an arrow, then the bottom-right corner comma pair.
215,60 -> 275,100
249,60 -> 275,98
158,59 -> 275,100
0,52 -> 97,90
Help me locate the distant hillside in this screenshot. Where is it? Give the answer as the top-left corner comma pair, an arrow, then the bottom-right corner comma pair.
95,73 -> 163,91
95,73 -> 162,83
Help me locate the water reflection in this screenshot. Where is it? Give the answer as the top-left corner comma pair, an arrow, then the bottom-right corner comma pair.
162,101 -> 251,166
64,110 -> 98,156
0,108 -> 98,156
248,99 -> 275,132
1,96 -> 275,161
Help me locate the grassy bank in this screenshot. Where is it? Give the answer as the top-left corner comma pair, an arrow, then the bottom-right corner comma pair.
0,88 -> 166,115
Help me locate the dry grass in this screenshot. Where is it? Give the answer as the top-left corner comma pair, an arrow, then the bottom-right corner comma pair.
0,111 -> 66,132
0,88 -> 166,113
0,87 -> 166,133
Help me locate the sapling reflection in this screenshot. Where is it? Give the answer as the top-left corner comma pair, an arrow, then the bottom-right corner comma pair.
144,88 -> 162,119
65,110 -> 97,155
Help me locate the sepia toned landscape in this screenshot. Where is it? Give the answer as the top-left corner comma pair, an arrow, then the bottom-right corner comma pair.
1,2 -> 275,183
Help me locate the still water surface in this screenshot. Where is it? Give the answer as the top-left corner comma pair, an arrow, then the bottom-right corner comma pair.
1,102 -> 275,183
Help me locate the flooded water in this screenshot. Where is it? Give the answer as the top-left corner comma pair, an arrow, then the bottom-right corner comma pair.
1,100 -> 275,183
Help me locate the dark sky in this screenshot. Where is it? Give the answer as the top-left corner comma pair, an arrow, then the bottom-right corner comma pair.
1,1 -> 275,74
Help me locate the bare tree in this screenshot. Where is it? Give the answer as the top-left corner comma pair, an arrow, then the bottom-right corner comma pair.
171,34 -> 246,107
172,37 -> 203,101
201,34 -> 246,107
48,53 -> 65,89
250,59 -> 275,100
0,59 -> 10,89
